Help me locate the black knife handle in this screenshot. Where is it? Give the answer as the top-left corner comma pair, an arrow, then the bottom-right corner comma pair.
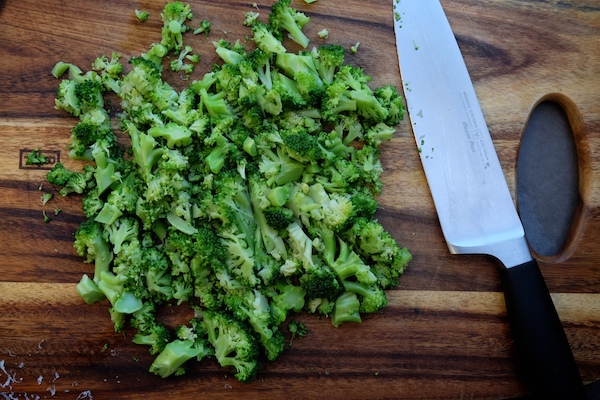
500,260 -> 585,399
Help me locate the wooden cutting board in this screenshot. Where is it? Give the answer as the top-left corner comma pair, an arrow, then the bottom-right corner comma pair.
1,0 -> 599,398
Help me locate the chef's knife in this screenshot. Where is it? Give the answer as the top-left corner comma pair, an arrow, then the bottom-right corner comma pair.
393,1 -> 585,398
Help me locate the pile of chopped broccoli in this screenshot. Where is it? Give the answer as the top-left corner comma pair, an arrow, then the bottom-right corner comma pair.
47,0 -> 411,383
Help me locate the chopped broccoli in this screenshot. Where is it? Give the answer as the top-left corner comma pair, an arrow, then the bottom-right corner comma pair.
201,310 -> 260,382
263,206 -> 294,230
332,291 -> 361,326
73,219 -> 113,283
317,28 -> 328,39
170,45 -> 200,78
316,44 -> 345,84
251,21 -> 287,55
287,319 -> 307,345
135,9 -> 149,22
48,0 -> 411,383
149,338 -> 211,377
160,1 -> 194,52
25,149 -> 48,166
40,192 -> 53,206
132,320 -> 171,355
193,20 -> 211,36
269,0 -> 310,48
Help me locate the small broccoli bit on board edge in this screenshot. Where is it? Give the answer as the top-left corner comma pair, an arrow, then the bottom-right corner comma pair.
45,0 -> 411,382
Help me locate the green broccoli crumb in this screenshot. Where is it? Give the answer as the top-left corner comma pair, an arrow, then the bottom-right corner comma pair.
135,9 -> 149,22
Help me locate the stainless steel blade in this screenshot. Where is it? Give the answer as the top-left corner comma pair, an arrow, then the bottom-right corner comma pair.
393,0 -> 530,268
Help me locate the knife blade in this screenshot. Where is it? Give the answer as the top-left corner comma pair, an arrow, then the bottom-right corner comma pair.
393,1 -> 585,398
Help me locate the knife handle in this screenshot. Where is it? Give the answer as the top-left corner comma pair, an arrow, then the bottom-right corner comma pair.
500,260 -> 585,399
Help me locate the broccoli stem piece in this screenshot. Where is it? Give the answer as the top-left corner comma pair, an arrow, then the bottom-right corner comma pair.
149,339 -> 203,378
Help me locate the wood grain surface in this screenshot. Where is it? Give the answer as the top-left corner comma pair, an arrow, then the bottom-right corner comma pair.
1,0 -> 599,398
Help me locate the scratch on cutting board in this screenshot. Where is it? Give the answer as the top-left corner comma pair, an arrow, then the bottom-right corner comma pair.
428,254 -> 446,286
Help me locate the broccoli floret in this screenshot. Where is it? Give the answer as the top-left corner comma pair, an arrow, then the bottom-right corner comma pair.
220,231 -> 259,287
307,183 -> 354,231
46,162 -> 74,186
342,280 -> 387,314
300,264 -> 343,301
122,119 -> 165,177
374,83 -> 406,126
160,1 -> 193,52
262,206 -> 294,231
74,79 -> 105,113
321,79 -> 357,122
343,217 -> 412,289
213,39 -> 246,65
73,219 -> 113,284
330,238 -> 377,285
349,187 -> 378,220
90,138 -> 127,196
97,270 -> 144,314
287,319 -> 307,345
104,216 -> 139,254
249,174 -> 288,259
54,79 -> 80,116
349,88 -> 389,123
282,132 -> 323,163
224,288 -> 285,361
333,114 -> 364,145
286,221 -> 315,268
193,19 -> 211,36
135,9 -> 149,22
83,189 -> 105,218
54,72 -> 105,117
171,275 -> 193,305
316,44 -> 345,84
197,87 -> 235,119
92,52 -> 123,93
170,45 -> 200,79
40,192 -> 53,206
132,320 -> 171,355
269,0 -> 310,48
204,133 -> 232,174
310,222 -> 376,286
68,116 -> 115,160
272,70 -> 308,109
251,21 -> 287,55
270,283 -> 306,324
106,172 -> 140,214
276,52 -> 323,105
352,144 -> 384,194
201,310 -> 260,382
